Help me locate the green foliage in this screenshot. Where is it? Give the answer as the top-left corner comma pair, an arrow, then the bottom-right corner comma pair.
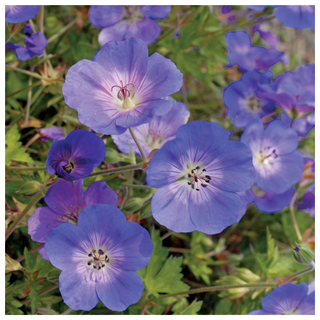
138,229 -> 189,297
5,124 -> 34,166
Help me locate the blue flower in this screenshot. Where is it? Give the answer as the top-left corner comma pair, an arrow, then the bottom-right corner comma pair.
45,204 -> 153,311
6,32 -> 47,62
112,97 -> 190,158
23,23 -> 34,36
241,119 -> 304,194
246,186 -> 295,214
280,112 -> 315,137
89,5 -> 171,46
5,5 -> 40,23
274,6 -> 315,30
225,31 -> 287,73
248,282 -> 315,315
223,72 -> 275,128
28,179 -> 118,260
146,121 -> 255,234
36,127 -> 65,142
297,192 -> 315,217
247,5 -> 315,30
46,130 -> 106,181
63,38 -> 183,135
258,64 -> 315,118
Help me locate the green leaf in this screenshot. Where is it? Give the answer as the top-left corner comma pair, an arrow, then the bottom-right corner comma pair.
138,229 -> 189,297
5,124 -> 34,166
173,299 -> 203,315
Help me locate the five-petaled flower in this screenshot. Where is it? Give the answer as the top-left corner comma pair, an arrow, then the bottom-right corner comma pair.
45,204 -> 153,311
46,129 -> 106,181
89,5 -> 171,46
248,282 -> 315,315
63,38 -> 183,135
146,121 -> 255,234
28,179 -> 118,260
241,119 -> 304,194
112,97 -> 190,158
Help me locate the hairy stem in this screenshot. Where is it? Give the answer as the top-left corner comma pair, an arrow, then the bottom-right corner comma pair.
7,166 -> 47,172
129,128 -> 147,163
147,282 -> 277,302
47,18 -> 77,44
285,261 -> 315,283
289,191 -> 303,242
88,163 -> 144,178
5,192 -> 44,241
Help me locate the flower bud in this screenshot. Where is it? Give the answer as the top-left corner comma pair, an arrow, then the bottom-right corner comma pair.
292,244 -> 314,265
104,148 -> 120,164
16,181 -> 42,197
5,254 -> 22,274
123,198 -> 143,212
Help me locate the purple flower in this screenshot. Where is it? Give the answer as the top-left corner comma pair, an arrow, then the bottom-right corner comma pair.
36,127 -> 65,142
258,64 -> 315,118
274,6 -> 315,30
248,282 -> 315,315
28,179 -> 118,260
44,204 -> 153,311
63,38 -> 183,135
297,192 -> 315,217
146,121 -> 255,234
252,24 -> 279,49
89,5 -> 171,46
23,23 -> 33,36
241,119 -> 304,194
225,31 -> 287,73
6,32 -> 47,62
46,130 -> 106,181
5,5 -> 40,23
246,186 -> 295,214
112,98 -> 190,158
280,112 -> 315,137
247,5 -> 315,30
223,72 -> 275,128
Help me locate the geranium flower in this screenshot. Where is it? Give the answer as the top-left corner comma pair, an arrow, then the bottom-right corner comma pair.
248,282 -> 315,315
45,204 -> 153,311
46,130 -> 106,181
280,112 -> 315,137
241,119 -> 304,194
246,186 -> 295,213
28,179 -> 118,260
5,5 -> 40,23
246,5 -> 315,30
89,5 -> 171,46
223,72 -> 275,128
63,38 -> 183,135
112,97 -> 190,158
258,64 -> 315,118
146,121 -> 255,234
225,31 -> 287,73
297,192 -> 315,217
36,127 -> 65,142
6,32 -> 47,62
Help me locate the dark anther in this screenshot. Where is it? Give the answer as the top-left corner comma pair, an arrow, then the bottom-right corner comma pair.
188,174 -> 192,178
191,169 -> 194,173
88,253 -> 92,257
98,249 -> 104,255
187,182 -> 191,185
194,177 -> 198,182
93,265 -> 97,269
101,264 -> 105,268
202,168 -> 206,172
87,262 -> 91,266
196,166 -> 200,170
205,175 -> 211,180
201,184 -> 207,187
196,188 -> 200,191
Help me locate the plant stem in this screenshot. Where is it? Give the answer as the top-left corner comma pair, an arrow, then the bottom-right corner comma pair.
6,81 -> 42,99
5,192 -> 44,241
289,191 -> 302,242
147,282 -> 277,302
7,166 -> 47,172
20,284 -> 59,306
5,64 -> 62,82
284,261 -> 315,283
47,18 -> 77,44
23,67 -> 34,126
129,128 -> 147,163
88,163 -> 144,178
24,133 -> 41,149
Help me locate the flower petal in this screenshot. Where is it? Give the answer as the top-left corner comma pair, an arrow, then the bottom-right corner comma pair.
89,5 -> 123,28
